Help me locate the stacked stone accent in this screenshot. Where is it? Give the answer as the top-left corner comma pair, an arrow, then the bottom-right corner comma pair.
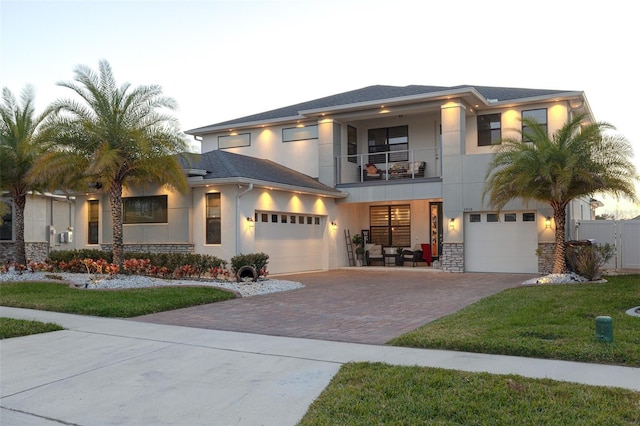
100,243 -> 194,255
537,242 -> 555,275
0,242 -> 49,264
441,242 -> 464,272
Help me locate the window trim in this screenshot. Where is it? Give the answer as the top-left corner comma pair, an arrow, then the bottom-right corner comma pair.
282,125 -> 319,142
122,195 -> 168,224
477,113 -> 502,146
87,199 -> 99,245
205,193 -> 221,245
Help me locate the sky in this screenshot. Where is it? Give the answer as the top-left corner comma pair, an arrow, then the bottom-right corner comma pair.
2,0 -> 639,218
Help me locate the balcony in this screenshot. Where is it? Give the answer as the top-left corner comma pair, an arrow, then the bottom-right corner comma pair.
336,147 -> 441,186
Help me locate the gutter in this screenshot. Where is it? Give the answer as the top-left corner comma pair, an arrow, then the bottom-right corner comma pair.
236,183 -> 254,255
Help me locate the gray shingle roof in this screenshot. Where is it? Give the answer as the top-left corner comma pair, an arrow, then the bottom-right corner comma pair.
186,84 -> 575,133
180,150 -> 343,195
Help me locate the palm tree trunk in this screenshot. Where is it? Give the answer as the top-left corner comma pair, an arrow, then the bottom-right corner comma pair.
108,182 -> 124,267
552,206 -> 567,274
13,194 -> 27,266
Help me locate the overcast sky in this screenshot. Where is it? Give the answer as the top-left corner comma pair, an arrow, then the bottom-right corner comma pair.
2,0 -> 638,217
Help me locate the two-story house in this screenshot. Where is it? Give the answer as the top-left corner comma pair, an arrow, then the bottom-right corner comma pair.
4,84 -> 597,274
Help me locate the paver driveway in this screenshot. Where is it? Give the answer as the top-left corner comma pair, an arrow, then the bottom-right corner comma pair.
133,269 -> 537,345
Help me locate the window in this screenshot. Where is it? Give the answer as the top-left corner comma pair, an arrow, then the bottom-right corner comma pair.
290,215 -> 296,224
206,193 -> 221,244
369,205 -> 411,246
522,108 -> 547,141
261,213 -> 268,222
368,125 -> 408,163
487,213 -> 499,222
123,195 -> 168,224
347,125 -> 357,163
283,125 -> 318,142
523,212 -> 536,222
469,213 -> 481,223
88,200 -> 99,244
281,214 -> 288,224
0,199 -> 13,240
477,113 -> 501,146
218,133 -> 250,149
504,213 -> 516,222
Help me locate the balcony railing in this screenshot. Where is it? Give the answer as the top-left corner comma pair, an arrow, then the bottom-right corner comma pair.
336,146 -> 440,185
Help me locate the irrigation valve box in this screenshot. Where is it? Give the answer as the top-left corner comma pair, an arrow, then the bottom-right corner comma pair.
595,316 -> 613,343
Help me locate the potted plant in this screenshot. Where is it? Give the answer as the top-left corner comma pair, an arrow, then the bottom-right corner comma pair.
352,234 -> 364,266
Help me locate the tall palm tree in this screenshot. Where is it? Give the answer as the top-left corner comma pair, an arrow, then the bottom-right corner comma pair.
31,60 -> 190,266
483,113 -> 638,274
0,86 -> 52,265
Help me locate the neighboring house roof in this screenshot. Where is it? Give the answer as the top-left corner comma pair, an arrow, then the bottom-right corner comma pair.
186,84 -> 584,134
180,150 -> 345,198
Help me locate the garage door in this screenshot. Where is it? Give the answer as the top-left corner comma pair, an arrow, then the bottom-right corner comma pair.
464,211 -> 538,273
254,212 -> 324,274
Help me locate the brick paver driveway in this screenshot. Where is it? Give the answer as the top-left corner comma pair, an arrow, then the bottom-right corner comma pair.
133,269 -> 536,345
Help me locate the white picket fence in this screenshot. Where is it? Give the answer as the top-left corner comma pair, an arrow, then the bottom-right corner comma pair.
575,220 -> 640,269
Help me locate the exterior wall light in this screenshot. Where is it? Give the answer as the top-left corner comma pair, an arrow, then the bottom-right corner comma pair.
246,217 -> 255,228
545,217 -> 552,229
449,218 -> 455,230
330,221 -> 337,231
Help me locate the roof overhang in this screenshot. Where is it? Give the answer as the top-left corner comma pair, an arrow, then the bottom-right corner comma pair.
187,176 -> 348,199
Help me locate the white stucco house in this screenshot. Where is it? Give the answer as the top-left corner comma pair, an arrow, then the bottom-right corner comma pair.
2,84 -> 598,274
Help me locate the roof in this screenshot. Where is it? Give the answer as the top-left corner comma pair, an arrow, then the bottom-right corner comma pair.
186,84 -> 579,134
180,150 -> 344,197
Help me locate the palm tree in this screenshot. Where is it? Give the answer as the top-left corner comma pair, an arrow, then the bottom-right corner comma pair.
483,113 -> 638,274
31,60 -> 190,266
0,86 -> 53,265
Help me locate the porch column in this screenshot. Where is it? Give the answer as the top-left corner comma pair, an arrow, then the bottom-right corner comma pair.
317,118 -> 341,187
441,102 -> 466,272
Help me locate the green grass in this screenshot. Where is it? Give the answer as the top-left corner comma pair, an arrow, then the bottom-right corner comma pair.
299,362 -> 640,425
0,281 -> 235,317
389,274 -> 640,366
0,317 -> 64,339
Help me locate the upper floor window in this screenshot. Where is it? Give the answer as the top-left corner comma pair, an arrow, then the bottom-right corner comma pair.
477,113 -> 501,146
522,108 -> 547,141
206,193 -> 221,244
368,125 -> 408,163
347,125 -> 357,163
0,199 -> 13,240
283,125 -> 318,142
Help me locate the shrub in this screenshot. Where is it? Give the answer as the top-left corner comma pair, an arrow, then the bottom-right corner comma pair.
230,253 -> 269,278
566,243 -> 614,280
49,249 -> 113,263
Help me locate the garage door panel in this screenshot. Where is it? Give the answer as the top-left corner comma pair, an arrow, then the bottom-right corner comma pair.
255,218 -> 324,274
465,212 -> 537,273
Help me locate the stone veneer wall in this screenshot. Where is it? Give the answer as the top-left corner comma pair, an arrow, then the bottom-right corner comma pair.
441,242 -> 464,272
0,242 -> 49,264
100,243 -> 194,255
537,242 -> 555,275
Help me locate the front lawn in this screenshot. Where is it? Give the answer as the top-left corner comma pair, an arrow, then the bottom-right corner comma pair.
0,317 -> 64,339
299,362 -> 640,425
0,281 -> 235,317
389,274 -> 640,367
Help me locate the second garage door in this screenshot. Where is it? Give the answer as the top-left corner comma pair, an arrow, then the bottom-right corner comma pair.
464,211 -> 538,273
254,212 -> 325,274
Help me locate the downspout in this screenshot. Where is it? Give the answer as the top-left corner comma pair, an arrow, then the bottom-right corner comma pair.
236,183 -> 254,255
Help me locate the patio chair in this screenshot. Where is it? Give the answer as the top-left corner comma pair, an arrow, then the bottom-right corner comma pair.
364,244 -> 384,266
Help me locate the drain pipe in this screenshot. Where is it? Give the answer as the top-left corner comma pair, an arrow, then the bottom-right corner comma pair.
236,183 -> 254,255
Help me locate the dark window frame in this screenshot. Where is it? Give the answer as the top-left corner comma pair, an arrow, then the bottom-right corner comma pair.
347,125 -> 357,163
477,113 -> 502,146
206,193 -> 221,245
123,195 -> 168,224
369,205 -> 411,247
522,108 -> 548,141
367,125 -> 408,163
88,200 -> 99,245
0,199 -> 13,241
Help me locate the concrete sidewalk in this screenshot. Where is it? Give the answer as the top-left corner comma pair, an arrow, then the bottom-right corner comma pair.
2,307 -> 639,426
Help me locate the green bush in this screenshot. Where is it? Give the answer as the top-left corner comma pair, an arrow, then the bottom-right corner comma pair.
230,253 -> 269,277
49,249 -> 113,263
566,243 -> 614,280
